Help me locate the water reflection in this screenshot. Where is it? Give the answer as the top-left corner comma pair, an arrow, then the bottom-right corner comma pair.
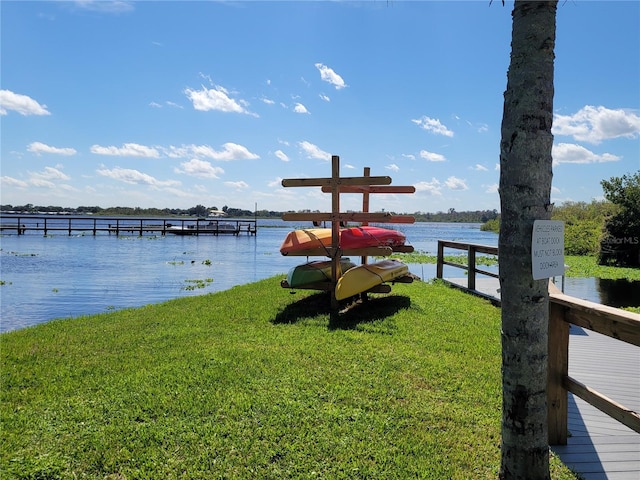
562,277 -> 640,309
596,278 -> 640,309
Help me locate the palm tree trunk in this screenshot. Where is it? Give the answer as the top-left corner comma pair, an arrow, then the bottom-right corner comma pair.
499,1 -> 557,479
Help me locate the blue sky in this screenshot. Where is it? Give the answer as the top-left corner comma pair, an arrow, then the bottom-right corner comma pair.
1,1 -> 639,214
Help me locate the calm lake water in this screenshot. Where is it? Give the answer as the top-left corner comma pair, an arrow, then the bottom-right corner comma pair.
1,219 -> 637,332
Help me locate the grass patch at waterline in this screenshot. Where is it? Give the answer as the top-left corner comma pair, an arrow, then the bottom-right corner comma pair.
1,278 -> 578,479
388,252 -> 639,281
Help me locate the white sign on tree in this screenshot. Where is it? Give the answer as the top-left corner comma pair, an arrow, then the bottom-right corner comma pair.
531,220 -> 565,280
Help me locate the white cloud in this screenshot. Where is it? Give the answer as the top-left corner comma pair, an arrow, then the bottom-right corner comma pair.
552,143 -> 621,165
30,166 -> 70,181
91,143 -> 160,158
419,150 -> 446,162
385,163 -> 400,172
165,143 -> 259,161
97,167 -> 180,187
27,142 -> 77,156
553,105 -> 640,144
184,84 -> 256,116
445,176 -> 468,191
274,150 -> 289,162
261,97 -> 275,105
268,177 -> 283,187
401,153 -> 416,161
472,164 -> 488,171
411,116 -> 454,137
71,1 -> 134,13
0,89 -> 50,116
175,159 -> 224,178
314,63 -> 347,90
484,183 -> 499,194
299,141 -> 331,161
29,178 -> 56,188
205,143 -> 260,161
24,166 -> 70,188
294,103 -> 309,114
414,178 -> 442,196
344,164 -> 356,169
319,93 -> 330,102
225,180 -> 249,189
1,176 -> 29,188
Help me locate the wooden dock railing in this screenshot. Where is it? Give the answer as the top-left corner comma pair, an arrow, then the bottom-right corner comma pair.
436,240 -> 640,445
436,239 -> 499,292
548,287 -> 640,444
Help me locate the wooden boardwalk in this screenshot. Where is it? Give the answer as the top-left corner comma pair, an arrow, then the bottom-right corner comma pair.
0,215 -> 257,236
447,277 -> 640,480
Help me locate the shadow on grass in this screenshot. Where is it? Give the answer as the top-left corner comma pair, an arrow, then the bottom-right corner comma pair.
272,291 -> 411,331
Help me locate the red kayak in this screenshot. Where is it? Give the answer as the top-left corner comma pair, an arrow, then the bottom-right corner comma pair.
280,226 -> 406,256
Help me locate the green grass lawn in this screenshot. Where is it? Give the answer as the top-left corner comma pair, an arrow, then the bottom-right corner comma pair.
1,278 -> 579,479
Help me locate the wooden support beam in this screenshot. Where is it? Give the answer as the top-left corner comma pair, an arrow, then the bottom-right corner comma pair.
281,212 -> 415,224
320,185 -> 416,194
365,284 -> 392,294
282,176 -> 391,188
280,280 -> 332,291
392,275 -> 415,284
361,167 -> 371,265
281,246 -> 394,258
565,376 -> 640,434
330,156 -> 341,310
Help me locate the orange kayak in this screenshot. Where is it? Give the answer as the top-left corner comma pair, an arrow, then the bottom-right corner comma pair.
279,226 -> 406,256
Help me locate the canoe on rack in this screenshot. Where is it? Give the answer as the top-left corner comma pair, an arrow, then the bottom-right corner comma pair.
334,259 -> 410,300
279,226 -> 406,256
285,258 -> 356,289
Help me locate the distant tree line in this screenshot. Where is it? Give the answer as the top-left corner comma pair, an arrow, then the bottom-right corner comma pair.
0,204 -> 498,223
481,171 -> 640,267
411,208 -> 498,223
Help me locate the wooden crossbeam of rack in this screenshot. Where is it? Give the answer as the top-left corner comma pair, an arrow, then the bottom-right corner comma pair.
281,155 -> 415,310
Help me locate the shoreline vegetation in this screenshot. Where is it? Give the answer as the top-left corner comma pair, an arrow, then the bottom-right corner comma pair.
1,279 -> 579,479
387,252 -> 640,281
1,204 -> 499,224
384,253 -> 639,313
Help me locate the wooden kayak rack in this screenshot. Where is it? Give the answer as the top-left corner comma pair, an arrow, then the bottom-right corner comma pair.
281,155 -> 416,309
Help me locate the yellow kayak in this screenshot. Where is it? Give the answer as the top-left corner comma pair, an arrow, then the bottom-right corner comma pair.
335,259 -> 409,300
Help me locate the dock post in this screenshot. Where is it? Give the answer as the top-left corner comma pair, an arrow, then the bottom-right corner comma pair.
548,300 -> 569,445
436,241 -> 444,279
467,245 -> 476,290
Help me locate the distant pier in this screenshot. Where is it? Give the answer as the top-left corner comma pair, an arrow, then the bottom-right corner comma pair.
0,215 -> 257,236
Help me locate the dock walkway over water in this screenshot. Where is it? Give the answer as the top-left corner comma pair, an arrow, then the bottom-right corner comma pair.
0,215 -> 257,236
439,241 -> 640,480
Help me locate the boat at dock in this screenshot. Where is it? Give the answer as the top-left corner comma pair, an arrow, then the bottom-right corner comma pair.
166,221 -> 238,235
